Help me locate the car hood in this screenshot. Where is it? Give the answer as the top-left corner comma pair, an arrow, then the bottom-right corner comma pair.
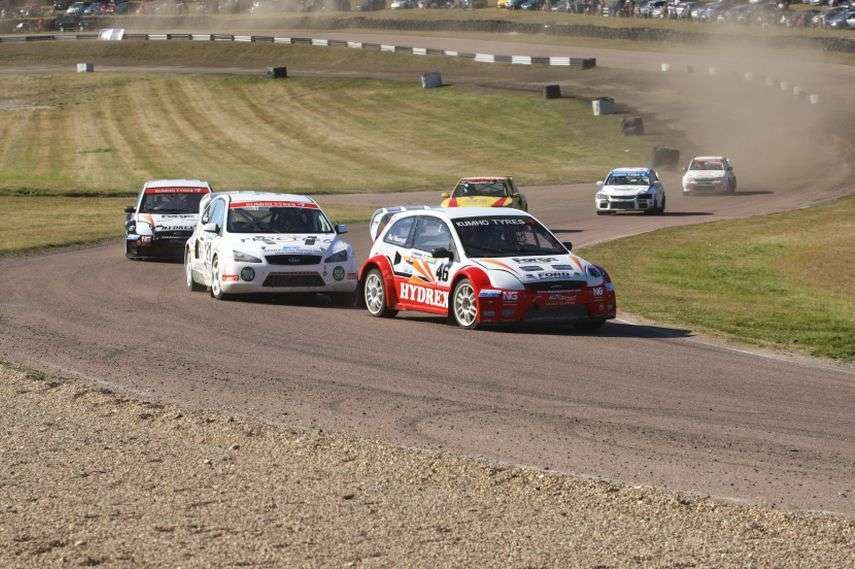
442,196 -> 515,208
600,185 -> 651,195
473,254 -> 602,287
227,233 -> 341,257
137,213 -> 198,232
685,170 -> 726,180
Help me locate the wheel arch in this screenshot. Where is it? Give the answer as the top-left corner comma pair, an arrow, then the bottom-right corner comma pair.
358,255 -> 398,308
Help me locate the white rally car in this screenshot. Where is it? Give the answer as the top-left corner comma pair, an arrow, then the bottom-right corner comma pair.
594,167 -> 666,215
359,206 -> 616,330
124,179 -> 213,259
184,192 -> 358,303
681,156 -> 737,194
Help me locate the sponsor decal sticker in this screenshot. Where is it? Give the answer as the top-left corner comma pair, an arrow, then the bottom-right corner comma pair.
144,187 -> 209,195
399,282 -> 448,308
333,266 -> 345,281
229,201 -> 319,209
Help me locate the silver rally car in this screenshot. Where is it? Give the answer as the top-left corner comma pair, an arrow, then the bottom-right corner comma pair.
682,156 -> 737,194
184,191 -> 358,303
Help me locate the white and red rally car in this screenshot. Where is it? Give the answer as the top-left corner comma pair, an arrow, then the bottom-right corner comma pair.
125,179 -> 213,259
359,206 -> 616,330
184,192 -> 358,303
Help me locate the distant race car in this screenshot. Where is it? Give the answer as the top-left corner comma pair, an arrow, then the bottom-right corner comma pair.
681,156 -> 737,194
440,177 -> 528,211
184,192 -> 357,303
595,167 -> 666,215
359,206 -> 616,330
124,179 -> 213,260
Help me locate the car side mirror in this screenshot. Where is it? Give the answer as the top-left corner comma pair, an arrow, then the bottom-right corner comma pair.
441,192 -> 450,199
562,241 -> 573,252
431,247 -> 455,261
124,206 -> 135,214
335,224 -> 349,235
202,222 -> 219,233
595,181 -> 603,186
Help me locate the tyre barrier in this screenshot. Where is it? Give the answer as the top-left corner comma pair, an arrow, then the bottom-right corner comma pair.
543,84 -> 561,99
621,116 -> 644,136
267,66 -> 287,79
651,146 -> 680,170
0,31 -> 596,70
421,71 -> 442,89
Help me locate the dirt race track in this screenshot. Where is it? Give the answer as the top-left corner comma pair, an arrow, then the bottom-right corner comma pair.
1,31 -> 854,518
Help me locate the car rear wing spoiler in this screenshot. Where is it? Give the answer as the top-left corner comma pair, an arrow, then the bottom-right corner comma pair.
368,205 -> 438,241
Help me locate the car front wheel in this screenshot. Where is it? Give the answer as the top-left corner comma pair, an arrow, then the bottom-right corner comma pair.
209,256 -> 231,300
363,269 -> 396,318
451,278 -> 480,329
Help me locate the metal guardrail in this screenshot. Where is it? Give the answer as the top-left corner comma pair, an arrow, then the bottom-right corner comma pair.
0,31 -> 597,70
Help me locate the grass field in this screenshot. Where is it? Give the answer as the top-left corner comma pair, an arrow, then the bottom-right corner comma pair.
0,71 -> 646,197
580,195 -> 855,362
0,197 -> 374,254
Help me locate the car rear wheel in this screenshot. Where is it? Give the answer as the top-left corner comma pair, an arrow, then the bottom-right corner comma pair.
210,256 -> 231,300
185,250 -> 203,292
452,279 -> 480,329
363,269 -> 396,318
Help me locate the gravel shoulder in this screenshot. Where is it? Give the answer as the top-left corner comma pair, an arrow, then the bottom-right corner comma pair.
1,363 -> 853,568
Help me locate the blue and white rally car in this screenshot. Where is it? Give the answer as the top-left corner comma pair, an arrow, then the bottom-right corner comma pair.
594,168 -> 666,215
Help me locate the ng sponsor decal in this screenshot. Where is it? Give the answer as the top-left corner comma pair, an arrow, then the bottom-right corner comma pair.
399,282 -> 448,308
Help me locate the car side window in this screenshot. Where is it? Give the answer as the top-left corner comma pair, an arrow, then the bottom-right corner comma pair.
211,200 -> 226,231
411,216 -> 457,256
200,202 -> 214,224
383,217 -> 416,247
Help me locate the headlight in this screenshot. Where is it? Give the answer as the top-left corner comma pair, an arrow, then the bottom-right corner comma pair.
325,249 -> 348,263
233,250 -> 262,263
595,193 -> 607,200
587,265 -> 602,278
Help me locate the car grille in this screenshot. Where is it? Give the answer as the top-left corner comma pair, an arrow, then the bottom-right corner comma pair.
525,280 -> 587,292
265,254 -> 322,265
262,272 -> 326,288
609,201 -> 637,210
155,230 -> 192,240
524,304 -> 589,323
637,193 -> 652,199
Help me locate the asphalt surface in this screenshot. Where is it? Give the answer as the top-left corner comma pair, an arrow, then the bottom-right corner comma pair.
1,31 -> 854,516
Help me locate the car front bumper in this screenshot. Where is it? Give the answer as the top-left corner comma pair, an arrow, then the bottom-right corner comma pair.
683,179 -> 727,192
126,234 -> 189,259
218,260 -> 358,294
595,197 -> 656,212
476,285 -> 616,325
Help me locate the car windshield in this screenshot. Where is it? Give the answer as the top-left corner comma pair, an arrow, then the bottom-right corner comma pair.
605,173 -> 650,186
689,159 -> 724,171
453,180 -> 508,198
227,203 -> 333,234
139,189 -> 208,214
452,215 -> 566,258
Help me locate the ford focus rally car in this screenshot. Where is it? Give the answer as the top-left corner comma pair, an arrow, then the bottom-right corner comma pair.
595,168 -> 666,215
359,207 -> 615,330
184,192 -> 357,303
440,177 -> 528,211
682,156 -> 737,194
124,179 -> 213,259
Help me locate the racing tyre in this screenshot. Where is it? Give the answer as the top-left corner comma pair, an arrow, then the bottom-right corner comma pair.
573,319 -> 606,332
363,269 -> 396,318
209,256 -> 232,301
727,180 -> 737,194
329,291 -> 357,307
185,251 -> 203,292
451,278 -> 480,330
655,195 -> 667,215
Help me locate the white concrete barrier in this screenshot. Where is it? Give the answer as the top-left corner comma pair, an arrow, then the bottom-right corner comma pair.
809,94 -> 820,105
707,66 -> 717,76
660,63 -> 670,72
76,62 -> 93,73
792,86 -> 803,97
744,72 -> 754,81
